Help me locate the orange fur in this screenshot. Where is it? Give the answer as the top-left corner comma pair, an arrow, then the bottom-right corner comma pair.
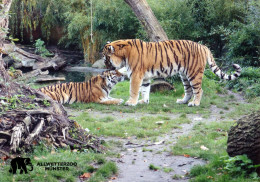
39,70 -> 124,105
103,39 -> 241,106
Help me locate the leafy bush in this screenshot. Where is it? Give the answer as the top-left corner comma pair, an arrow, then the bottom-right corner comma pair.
34,39 -> 53,57
222,155 -> 259,178
225,67 -> 260,98
9,0 -> 259,67
223,1 -> 260,67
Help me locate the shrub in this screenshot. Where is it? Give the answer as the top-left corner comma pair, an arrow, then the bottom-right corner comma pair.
225,67 -> 260,98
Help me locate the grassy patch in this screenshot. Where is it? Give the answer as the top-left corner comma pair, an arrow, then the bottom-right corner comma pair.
0,144 -> 117,182
226,98 -> 260,118
171,121 -> 259,181
225,67 -> 260,99
171,121 -> 232,159
163,167 -> 173,173
67,76 -> 229,114
149,164 -> 161,171
72,113 -> 189,138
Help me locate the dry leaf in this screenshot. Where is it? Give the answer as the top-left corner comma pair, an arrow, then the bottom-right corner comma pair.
97,127 -> 100,130
155,121 -> 164,125
51,150 -> 56,154
194,117 -> 202,121
200,145 -> 209,151
34,156 -> 40,160
79,172 -> 91,179
110,176 -> 117,180
183,154 -> 190,158
154,140 -> 165,145
1,156 -> 9,161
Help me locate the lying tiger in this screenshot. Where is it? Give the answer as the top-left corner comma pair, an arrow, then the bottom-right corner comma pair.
39,70 -> 124,105
103,39 -> 241,107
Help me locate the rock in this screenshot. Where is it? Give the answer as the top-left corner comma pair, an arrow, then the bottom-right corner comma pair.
150,80 -> 175,93
3,56 -> 14,66
92,59 -> 105,69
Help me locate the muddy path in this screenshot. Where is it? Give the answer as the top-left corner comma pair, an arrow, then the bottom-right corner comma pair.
67,91 -> 247,182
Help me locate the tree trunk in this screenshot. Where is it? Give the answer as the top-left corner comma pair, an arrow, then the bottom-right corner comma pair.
124,0 -> 171,91
227,111 -> 260,175
124,0 -> 168,42
0,0 -> 13,82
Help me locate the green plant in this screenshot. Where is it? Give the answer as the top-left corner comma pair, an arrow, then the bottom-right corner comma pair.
163,167 -> 173,173
225,67 -> 260,99
34,39 -> 53,57
222,155 -> 259,178
149,164 -> 160,171
43,99 -> 50,107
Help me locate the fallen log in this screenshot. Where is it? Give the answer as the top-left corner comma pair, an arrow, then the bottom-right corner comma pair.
0,85 -> 104,156
16,69 -> 49,82
35,76 -> 65,83
2,41 -> 66,71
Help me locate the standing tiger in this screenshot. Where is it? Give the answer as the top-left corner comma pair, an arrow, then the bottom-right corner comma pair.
39,70 -> 124,105
103,39 -> 241,107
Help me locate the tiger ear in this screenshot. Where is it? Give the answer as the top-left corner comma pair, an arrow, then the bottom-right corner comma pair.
108,45 -> 115,54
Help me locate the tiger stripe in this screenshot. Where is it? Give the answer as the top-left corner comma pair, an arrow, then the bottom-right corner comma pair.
39,70 -> 124,105
103,39 -> 241,106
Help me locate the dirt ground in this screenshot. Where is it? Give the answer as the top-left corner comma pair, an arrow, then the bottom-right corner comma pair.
69,91 -> 246,182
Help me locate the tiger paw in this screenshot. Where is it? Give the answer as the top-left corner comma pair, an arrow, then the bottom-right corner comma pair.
138,99 -> 149,104
176,99 -> 188,104
188,101 -> 200,107
118,99 -> 124,105
125,100 -> 138,106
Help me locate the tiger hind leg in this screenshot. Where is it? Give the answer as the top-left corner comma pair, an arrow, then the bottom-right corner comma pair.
138,79 -> 151,104
188,78 -> 203,107
176,73 -> 193,104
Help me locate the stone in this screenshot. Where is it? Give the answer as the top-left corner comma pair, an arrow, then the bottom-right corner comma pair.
92,59 -> 105,69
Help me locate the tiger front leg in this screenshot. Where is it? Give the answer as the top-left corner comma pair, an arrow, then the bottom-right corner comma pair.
125,74 -> 143,106
138,79 -> 151,104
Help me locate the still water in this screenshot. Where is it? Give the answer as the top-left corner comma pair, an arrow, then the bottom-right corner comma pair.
49,70 -> 99,83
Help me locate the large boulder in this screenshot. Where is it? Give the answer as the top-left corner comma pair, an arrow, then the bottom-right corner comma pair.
92,59 -> 105,69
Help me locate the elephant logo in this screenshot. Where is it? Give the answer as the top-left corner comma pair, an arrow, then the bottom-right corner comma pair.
9,157 -> 33,174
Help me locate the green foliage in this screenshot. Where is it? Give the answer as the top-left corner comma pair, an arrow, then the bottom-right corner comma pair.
149,164 -> 160,171
222,155 -> 259,178
174,121 -> 260,182
225,67 -> 260,98
34,39 -> 53,57
224,1 -> 260,67
9,0 -> 259,67
0,95 -> 23,112
43,99 -> 50,107
0,145 -> 117,182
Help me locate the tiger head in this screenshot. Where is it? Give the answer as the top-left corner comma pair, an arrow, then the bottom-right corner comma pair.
103,40 -> 130,69
101,70 -> 125,89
